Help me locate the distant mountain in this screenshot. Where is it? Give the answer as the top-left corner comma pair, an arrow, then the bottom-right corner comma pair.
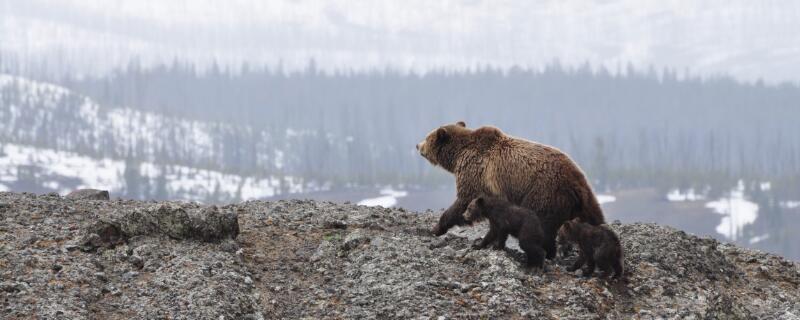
1,0 -> 800,83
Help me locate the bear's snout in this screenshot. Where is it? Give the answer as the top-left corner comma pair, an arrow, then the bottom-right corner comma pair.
416,140 -> 426,152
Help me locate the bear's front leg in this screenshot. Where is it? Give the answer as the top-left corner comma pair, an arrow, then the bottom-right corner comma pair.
582,259 -> 596,278
542,228 -> 558,259
474,227 -> 498,249
432,198 -> 470,236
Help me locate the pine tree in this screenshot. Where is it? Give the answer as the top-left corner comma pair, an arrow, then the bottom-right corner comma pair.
123,157 -> 141,199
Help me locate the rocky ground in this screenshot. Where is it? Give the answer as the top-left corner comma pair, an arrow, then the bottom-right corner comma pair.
1,191 -> 799,319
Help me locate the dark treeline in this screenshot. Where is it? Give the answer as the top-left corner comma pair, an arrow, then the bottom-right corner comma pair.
55,61 -> 800,200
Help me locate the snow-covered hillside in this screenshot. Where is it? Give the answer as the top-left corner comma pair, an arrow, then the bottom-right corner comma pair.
0,74 -> 248,164
0,74 -> 339,202
0,74 -> 350,177
0,143 -> 324,202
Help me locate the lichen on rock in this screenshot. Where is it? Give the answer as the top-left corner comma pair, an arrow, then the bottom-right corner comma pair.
0,192 -> 798,319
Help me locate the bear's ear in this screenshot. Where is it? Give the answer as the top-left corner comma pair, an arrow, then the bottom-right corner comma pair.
475,196 -> 485,206
456,121 -> 466,127
435,127 -> 449,144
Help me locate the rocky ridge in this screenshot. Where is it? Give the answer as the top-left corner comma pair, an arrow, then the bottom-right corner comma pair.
0,191 -> 799,319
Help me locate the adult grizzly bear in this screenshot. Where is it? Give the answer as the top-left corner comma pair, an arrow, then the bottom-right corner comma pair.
416,121 -> 605,258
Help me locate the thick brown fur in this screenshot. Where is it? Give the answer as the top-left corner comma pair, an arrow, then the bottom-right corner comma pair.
416,122 -> 606,258
557,218 -> 624,279
463,195 -> 545,268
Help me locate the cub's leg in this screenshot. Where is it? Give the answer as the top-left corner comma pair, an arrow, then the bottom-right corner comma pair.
542,227 -> 558,259
567,252 -> 586,272
519,237 -> 545,269
474,227 -> 498,249
612,258 -> 624,279
582,257 -> 596,278
492,233 -> 509,250
597,261 -> 613,278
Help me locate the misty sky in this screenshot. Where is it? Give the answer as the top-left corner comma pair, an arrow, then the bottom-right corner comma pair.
2,0 -> 800,83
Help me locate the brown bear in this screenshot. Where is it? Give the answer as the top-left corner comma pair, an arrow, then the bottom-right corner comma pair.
416,121 -> 605,258
557,218 -> 624,279
462,195 -> 545,268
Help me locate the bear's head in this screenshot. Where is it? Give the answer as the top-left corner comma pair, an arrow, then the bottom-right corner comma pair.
462,196 -> 488,222
416,121 -> 470,172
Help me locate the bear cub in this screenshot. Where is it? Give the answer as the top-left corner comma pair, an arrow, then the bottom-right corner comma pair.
463,195 -> 546,268
557,219 -> 624,279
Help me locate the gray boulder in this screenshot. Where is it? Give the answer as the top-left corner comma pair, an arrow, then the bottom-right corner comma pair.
115,203 -> 239,242
66,189 -> 110,201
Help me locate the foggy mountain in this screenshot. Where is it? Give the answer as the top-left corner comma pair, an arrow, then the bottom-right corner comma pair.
2,0 -> 800,83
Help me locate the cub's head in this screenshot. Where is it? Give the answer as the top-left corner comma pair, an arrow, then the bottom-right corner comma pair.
557,218 -> 583,243
416,121 -> 470,171
463,196 -> 489,222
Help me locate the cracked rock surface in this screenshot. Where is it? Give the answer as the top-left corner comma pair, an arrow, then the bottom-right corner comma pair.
1,192 -> 799,319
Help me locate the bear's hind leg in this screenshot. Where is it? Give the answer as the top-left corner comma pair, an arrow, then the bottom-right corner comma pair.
519,234 -> 545,269
492,233 -> 509,250
542,230 -> 557,259
612,258 -> 624,279
567,253 -> 586,272
525,246 -> 546,269
582,259 -> 596,278
597,261 -> 613,278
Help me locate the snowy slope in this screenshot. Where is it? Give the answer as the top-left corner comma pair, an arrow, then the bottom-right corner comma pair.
0,143 -> 321,202
0,74 -> 296,171
0,74 -> 337,202
1,1 -> 800,83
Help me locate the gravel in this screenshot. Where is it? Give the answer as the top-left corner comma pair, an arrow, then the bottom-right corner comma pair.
1,191 -> 798,319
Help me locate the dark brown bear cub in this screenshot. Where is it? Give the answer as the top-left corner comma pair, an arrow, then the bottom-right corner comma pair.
557,219 -> 624,279
463,196 -> 546,268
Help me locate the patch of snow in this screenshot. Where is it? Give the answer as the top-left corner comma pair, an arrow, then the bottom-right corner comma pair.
0,143 -> 312,202
749,234 -> 770,244
759,182 -> 771,191
358,187 -> 409,208
706,180 -> 759,241
0,143 -> 125,192
0,74 -> 72,103
780,201 -> 800,209
596,194 -> 616,205
666,188 -> 706,202
42,181 -> 61,190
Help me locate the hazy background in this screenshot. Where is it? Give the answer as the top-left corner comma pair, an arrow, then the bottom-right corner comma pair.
1,0 -> 799,260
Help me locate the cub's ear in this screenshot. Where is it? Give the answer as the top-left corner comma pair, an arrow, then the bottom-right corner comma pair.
474,126 -> 502,139
435,127 -> 449,144
475,196 -> 485,206
456,121 -> 466,127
